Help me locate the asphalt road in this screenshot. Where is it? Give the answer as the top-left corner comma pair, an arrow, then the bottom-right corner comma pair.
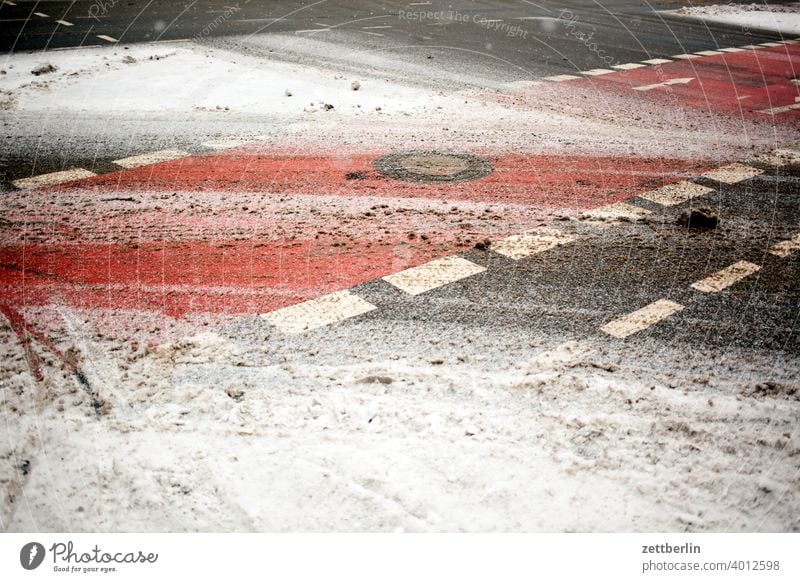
0,0 -> 787,67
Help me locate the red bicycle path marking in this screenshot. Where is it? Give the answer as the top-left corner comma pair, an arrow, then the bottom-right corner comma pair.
589,45 -> 800,119
58,153 -> 704,206
1,153 -> 711,319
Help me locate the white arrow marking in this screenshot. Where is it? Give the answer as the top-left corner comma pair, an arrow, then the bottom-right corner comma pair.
633,77 -> 695,91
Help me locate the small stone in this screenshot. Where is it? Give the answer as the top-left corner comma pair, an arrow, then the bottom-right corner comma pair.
31,63 -> 57,76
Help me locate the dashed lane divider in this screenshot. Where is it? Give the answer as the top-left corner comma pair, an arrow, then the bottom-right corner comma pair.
542,38 -> 800,82
254,150 -> 798,338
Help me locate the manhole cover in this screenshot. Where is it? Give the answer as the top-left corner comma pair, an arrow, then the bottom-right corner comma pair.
373,151 -> 492,183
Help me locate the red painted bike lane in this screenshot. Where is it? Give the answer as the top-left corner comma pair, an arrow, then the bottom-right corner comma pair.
1,153 -> 706,320
3,44 -> 798,327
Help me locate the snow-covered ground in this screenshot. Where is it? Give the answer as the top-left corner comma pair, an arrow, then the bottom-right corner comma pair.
668,3 -> 800,36
1,34 -> 794,162
3,318 -> 799,532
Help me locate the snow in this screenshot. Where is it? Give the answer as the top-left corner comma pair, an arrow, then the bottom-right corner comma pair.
3,317 -> 799,532
0,44 -> 451,116
2,34 -> 793,161
668,3 -> 800,36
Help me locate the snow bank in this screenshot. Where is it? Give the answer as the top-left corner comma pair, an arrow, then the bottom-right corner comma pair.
668,3 -> 800,36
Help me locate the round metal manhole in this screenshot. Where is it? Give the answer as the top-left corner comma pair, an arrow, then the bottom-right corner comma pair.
373,151 -> 492,183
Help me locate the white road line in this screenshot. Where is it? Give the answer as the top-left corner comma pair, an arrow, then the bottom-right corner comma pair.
34,11 -> 49,17
112,149 -> 190,169
359,30 -> 384,37
295,28 -> 330,33
55,19 -> 73,26
96,34 -> 118,42
701,163 -> 764,184
672,54 -> 701,60
261,290 -> 376,334
633,77 -> 694,91
612,63 -> 647,71
768,234 -> 800,258
641,58 -> 672,65
12,168 -> 96,190
202,135 -> 269,150
491,227 -> 575,260
543,74 -> 581,82
757,103 -> 800,115
638,181 -> 714,207
691,261 -> 761,293
383,256 -> 485,296
741,45 -> 764,50
754,148 -> 800,167
695,50 -> 722,56
759,42 -> 784,47
580,68 -> 615,76
2,1 -> 17,6
784,40 -> 800,44
362,25 -> 392,29
719,47 -> 746,53
600,299 -> 684,339
582,201 -> 651,221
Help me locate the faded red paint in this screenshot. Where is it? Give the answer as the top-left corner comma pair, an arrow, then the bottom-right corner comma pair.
591,45 -> 800,118
57,153 -> 707,208
2,151 -> 711,318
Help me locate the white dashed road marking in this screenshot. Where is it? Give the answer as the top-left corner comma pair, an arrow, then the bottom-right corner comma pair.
612,63 -> 647,71
701,163 -> 764,184
581,69 -> 615,76
695,50 -> 723,56
12,168 -> 96,190
758,103 -> 800,115
543,74 -> 581,82
672,54 -> 701,60
96,35 -> 118,43
202,135 -> 269,150
261,290 -> 376,334
34,12 -> 49,17
113,149 -> 190,169
634,77 -> 694,91
768,234 -> 800,258
582,201 -> 651,221
691,261 -> 761,293
638,181 -> 714,207
600,299 -> 684,339
383,256 -> 485,296
641,58 -> 672,65
491,228 -> 575,260
55,20 -> 73,26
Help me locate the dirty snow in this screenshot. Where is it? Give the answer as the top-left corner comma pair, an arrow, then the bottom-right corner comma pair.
3,316 -> 798,532
669,3 -> 800,36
